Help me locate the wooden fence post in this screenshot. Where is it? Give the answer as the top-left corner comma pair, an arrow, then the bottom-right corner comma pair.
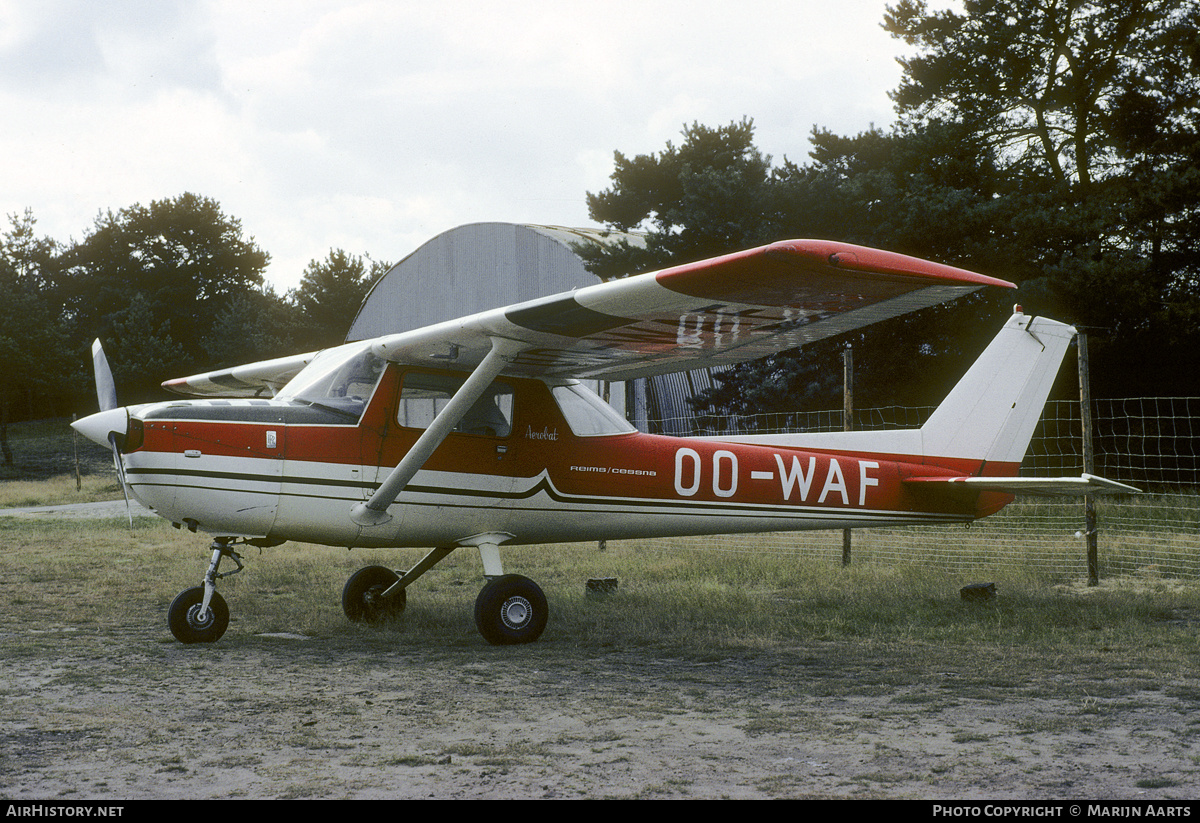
842,346 -> 853,567
1078,334 -> 1099,586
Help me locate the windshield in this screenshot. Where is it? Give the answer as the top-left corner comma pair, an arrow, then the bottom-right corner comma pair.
276,342 -> 385,422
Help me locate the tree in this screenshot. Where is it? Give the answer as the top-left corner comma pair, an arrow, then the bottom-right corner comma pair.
585,120 -> 1018,415
589,3 -> 1198,414
288,249 -> 391,348
101,293 -> 189,402
206,287 -> 305,369
0,211 -> 71,464
885,0 -> 1200,191
56,193 -> 272,400
581,118 -> 779,279
885,0 -> 1200,397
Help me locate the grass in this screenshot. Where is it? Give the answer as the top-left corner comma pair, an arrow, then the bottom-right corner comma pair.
0,473 -> 124,507
3,493 -> 1200,685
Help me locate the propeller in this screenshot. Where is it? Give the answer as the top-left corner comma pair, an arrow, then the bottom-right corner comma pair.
86,340 -> 133,527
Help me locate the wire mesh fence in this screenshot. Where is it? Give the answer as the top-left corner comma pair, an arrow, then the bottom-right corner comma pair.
650,398 -> 1200,581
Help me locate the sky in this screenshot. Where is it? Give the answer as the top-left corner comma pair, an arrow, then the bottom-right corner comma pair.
0,0 -> 928,292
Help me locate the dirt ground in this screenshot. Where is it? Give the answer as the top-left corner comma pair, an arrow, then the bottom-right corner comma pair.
3,625 -> 1200,801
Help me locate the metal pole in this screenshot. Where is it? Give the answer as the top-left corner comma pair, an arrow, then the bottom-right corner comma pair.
842,346 -> 853,567
1078,334 -> 1099,586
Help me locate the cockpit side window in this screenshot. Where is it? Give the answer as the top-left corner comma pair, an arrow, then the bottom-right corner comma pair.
397,372 -> 514,438
550,382 -> 636,436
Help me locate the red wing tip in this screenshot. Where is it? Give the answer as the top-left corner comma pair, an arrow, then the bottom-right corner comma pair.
766,239 -> 1016,289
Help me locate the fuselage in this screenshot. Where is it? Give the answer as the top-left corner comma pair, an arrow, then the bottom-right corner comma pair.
109,363 -> 1000,548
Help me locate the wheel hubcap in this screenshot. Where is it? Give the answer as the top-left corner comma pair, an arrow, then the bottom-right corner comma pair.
187,604 -> 214,630
501,595 -> 532,629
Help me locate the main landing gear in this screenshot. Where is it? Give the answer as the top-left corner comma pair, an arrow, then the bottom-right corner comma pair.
168,537 -> 244,644
167,535 -> 548,646
342,565 -> 407,622
341,536 -> 548,645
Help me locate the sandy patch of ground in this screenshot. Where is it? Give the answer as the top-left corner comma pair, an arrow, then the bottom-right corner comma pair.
3,628 -> 1198,800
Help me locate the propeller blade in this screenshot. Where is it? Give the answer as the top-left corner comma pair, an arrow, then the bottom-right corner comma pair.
91,339 -> 118,412
89,340 -> 131,526
108,431 -> 133,528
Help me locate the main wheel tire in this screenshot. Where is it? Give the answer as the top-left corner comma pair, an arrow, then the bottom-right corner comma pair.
168,586 -> 230,644
342,565 -> 406,623
474,574 -> 548,645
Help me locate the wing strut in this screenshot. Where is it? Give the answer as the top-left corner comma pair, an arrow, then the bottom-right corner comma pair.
350,337 -> 527,527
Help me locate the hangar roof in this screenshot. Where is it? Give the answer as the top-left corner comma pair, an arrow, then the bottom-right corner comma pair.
346,222 -> 644,342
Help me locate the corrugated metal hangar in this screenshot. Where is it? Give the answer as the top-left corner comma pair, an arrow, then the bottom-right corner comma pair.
346,222 -> 719,433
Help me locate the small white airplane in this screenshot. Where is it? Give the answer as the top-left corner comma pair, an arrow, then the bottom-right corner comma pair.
72,239 -> 1136,645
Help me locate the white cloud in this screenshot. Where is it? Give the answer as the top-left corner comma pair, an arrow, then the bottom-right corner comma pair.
1,0 -> 910,290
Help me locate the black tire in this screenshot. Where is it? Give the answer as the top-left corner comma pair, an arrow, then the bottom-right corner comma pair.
168,586 -> 230,644
342,565 -> 406,623
474,574 -> 548,645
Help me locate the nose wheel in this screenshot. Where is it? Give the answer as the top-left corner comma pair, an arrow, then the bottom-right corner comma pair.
168,587 -> 230,643
167,537 -> 244,644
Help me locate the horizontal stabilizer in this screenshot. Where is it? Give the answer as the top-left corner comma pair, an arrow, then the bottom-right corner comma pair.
904,474 -> 1140,497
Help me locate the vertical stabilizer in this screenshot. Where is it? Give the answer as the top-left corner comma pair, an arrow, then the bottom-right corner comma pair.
919,312 -> 1076,468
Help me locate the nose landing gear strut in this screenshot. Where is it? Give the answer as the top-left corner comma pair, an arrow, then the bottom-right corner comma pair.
167,537 -> 245,644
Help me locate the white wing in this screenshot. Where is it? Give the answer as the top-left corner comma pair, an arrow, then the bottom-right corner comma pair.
162,351 -> 317,397
369,239 -> 1014,381
164,239 -> 1013,396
